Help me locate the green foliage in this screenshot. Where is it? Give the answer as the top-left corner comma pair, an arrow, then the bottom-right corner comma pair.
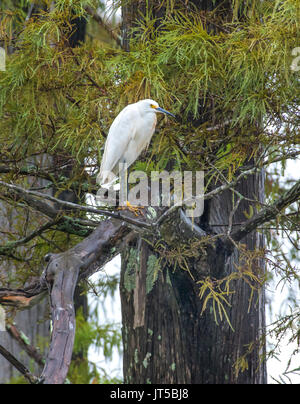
0,0 -> 298,176
146,254 -> 160,293
7,375 -> 29,384
0,0 -> 299,383
123,248 -> 138,292
69,298 -> 122,384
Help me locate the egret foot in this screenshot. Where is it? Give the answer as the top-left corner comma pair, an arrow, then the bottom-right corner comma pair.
118,201 -> 144,217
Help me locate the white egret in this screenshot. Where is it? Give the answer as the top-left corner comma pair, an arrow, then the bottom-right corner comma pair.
98,99 -> 175,187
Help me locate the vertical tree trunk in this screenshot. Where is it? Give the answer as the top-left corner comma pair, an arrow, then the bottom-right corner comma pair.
120,0 -> 266,384
121,173 -> 266,384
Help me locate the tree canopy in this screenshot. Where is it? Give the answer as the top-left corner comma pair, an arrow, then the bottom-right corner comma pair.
0,0 -> 299,384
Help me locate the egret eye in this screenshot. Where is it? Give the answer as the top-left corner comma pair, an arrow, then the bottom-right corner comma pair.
150,104 -> 157,109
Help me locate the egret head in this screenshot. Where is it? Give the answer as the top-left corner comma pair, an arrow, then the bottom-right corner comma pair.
139,99 -> 175,118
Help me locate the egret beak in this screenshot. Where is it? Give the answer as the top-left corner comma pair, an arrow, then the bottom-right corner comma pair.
156,107 -> 176,118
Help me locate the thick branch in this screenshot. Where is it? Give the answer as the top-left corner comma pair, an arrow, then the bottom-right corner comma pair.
40,218 -> 130,384
0,218 -> 130,304
0,218 -> 131,383
40,253 -> 80,384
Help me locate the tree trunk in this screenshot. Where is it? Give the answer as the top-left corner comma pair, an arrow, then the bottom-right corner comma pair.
121,171 -> 266,384
120,0 -> 267,384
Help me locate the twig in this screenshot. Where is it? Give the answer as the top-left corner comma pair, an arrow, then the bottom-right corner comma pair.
230,179 -> 300,243
84,6 -> 122,48
25,3 -> 35,22
227,194 -> 243,235
0,219 -> 62,252
0,180 -> 152,231
6,323 -> 45,368
0,344 -> 39,384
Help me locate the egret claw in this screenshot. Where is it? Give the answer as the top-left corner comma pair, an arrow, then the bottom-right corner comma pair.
118,201 -> 144,217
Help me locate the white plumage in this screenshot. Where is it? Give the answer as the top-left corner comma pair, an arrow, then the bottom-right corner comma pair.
98,99 -> 175,187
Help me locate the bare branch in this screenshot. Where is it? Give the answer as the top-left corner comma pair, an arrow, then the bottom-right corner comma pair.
0,180 -> 152,231
6,323 -> 44,368
230,179 -> 300,243
0,219 -> 61,255
0,217 -> 131,384
0,344 -> 39,384
41,218 -> 130,384
84,6 -> 122,48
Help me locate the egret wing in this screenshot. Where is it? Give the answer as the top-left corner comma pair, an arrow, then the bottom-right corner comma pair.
99,106 -> 136,185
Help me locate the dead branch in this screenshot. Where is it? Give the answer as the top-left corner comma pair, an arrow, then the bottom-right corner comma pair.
0,180 -> 152,231
0,218 -> 130,384
6,324 -> 44,368
230,178 -> 300,243
84,6 -> 122,48
0,344 -> 39,384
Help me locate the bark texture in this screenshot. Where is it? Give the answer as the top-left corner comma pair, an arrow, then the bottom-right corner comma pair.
120,0 -> 267,384
121,171 -> 266,384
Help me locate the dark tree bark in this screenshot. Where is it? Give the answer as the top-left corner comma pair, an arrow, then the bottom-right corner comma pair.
120,0 -> 267,384
120,172 -> 266,384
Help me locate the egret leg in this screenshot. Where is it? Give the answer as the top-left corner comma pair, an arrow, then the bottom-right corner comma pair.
126,165 -> 129,200
118,163 -> 144,216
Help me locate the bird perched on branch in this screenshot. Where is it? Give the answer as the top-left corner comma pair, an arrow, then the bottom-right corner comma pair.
98,99 -> 175,187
